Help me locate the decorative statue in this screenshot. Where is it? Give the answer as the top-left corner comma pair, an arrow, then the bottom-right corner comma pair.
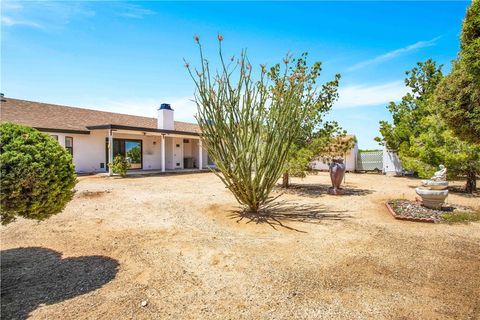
416,165 -> 449,209
328,158 -> 346,195
421,164 -> 448,188
431,164 -> 447,181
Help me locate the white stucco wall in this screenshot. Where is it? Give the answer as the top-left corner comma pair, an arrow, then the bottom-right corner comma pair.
45,130 -> 108,173
184,138 -> 193,158
191,138 -> 208,169
164,136 -> 173,169
141,135 -> 162,170
170,137 -> 184,169
383,147 -> 403,176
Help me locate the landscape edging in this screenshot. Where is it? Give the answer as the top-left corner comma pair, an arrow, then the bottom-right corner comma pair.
384,200 -> 436,223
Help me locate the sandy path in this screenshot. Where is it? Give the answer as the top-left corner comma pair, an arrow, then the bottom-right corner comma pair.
2,172 -> 479,319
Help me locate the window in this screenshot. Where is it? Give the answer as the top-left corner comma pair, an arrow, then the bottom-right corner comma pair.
105,138 -> 142,170
65,137 -> 73,155
125,140 -> 142,169
183,139 -> 190,143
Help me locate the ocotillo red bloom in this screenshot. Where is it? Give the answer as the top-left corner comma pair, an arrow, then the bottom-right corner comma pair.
194,35 -> 199,42
217,34 -> 224,41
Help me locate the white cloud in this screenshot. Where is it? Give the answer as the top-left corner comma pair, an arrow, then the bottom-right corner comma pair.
1,1 -> 95,30
334,81 -> 408,109
348,36 -> 440,71
115,4 -> 156,19
1,0 -> 22,11
1,16 -> 43,28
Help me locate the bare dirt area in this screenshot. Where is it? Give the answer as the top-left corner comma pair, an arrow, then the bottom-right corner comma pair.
2,172 -> 479,319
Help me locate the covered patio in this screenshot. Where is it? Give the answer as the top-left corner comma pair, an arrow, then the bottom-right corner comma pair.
87,124 -> 210,175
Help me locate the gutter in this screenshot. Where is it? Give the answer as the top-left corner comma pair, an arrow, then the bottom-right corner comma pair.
86,124 -> 200,137
36,127 -> 90,134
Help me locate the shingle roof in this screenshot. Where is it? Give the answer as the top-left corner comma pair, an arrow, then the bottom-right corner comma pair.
0,97 -> 200,134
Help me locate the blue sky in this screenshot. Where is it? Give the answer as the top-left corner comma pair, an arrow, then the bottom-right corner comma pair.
1,1 -> 470,149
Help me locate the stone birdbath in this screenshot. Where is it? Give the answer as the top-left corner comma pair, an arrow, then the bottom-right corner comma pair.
415,165 -> 449,209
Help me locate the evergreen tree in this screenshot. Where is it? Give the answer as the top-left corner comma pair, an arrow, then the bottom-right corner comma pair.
435,0 -> 480,144
376,60 -> 479,193
1,123 -> 77,224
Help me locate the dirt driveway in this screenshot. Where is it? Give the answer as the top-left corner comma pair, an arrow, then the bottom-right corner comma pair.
2,172 -> 479,319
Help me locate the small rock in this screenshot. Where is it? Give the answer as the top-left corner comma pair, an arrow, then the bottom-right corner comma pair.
141,300 -> 148,307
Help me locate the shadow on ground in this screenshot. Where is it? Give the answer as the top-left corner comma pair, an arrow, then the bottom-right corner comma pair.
228,201 -> 351,233
1,247 -> 119,320
277,183 -> 374,198
448,186 -> 479,198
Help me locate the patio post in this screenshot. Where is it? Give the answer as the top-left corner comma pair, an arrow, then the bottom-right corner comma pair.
108,129 -> 113,176
161,134 -> 166,172
198,139 -> 203,169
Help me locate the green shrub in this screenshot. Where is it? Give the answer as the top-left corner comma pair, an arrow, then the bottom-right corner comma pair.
109,154 -> 130,177
0,123 -> 77,225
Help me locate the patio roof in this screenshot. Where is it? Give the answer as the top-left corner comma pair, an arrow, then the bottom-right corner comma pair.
87,124 -> 200,136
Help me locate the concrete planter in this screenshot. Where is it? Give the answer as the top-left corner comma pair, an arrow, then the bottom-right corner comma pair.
415,188 -> 449,209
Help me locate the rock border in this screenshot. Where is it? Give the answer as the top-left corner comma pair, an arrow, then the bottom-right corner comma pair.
384,201 -> 436,223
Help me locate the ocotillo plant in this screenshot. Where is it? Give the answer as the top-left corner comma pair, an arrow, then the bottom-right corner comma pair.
185,35 -> 329,213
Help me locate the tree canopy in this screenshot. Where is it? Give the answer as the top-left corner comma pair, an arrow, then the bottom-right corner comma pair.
280,74 -> 358,188
376,60 -> 479,192
282,116 -> 353,187
434,0 -> 480,144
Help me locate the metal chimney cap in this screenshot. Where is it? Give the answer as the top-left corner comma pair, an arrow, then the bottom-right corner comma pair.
159,103 -> 173,110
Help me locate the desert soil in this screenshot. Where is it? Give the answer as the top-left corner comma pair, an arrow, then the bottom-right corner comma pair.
1,172 -> 480,320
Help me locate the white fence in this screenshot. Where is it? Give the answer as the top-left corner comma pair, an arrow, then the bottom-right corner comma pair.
356,151 -> 383,171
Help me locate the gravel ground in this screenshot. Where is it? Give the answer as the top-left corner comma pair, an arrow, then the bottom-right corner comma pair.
1,172 -> 480,319
387,199 -> 478,223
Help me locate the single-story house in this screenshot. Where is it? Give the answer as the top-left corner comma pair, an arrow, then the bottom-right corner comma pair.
0,96 -> 213,174
310,135 -> 358,172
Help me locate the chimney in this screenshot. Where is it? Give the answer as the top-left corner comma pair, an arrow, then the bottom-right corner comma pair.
157,103 -> 174,130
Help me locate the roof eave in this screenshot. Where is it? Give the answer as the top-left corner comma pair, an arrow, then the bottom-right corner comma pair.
86,124 -> 200,137
36,127 -> 91,135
